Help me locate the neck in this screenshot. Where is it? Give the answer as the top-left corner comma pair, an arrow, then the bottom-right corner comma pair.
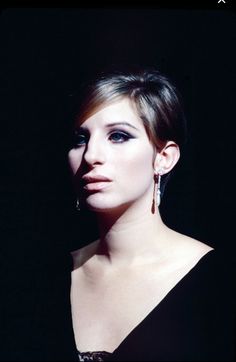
95,198 -> 169,268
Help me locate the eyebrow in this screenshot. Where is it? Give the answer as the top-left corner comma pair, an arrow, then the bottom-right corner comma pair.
76,121 -> 140,132
105,122 -> 140,131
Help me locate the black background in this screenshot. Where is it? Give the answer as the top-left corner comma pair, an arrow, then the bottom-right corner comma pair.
0,6 -> 235,360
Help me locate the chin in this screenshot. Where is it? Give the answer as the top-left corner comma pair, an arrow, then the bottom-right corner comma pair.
83,194 -> 114,211
83,195 -> 131,214
85,202 -> 119,213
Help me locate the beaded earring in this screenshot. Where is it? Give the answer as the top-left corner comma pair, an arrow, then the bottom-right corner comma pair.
156,168 -> 163,207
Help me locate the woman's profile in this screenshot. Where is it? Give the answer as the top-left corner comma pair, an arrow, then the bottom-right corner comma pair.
66,66 -> 234,361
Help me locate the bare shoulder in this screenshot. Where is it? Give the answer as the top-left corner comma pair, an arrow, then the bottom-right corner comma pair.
70,239 -> 99,271
165,227 -> 214,265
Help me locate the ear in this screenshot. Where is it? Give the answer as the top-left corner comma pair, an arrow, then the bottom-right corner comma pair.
154,141 -> 180,174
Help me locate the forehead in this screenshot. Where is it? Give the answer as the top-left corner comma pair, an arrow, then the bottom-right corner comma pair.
79,98 -> 145,130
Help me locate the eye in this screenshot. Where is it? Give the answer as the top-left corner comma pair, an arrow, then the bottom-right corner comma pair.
72,130 -> 88,147
109,131 -> 133,143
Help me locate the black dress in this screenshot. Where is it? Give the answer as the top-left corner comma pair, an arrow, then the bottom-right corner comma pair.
75,249 -> 235,361
1,249 -> 235,361
108,249 -> 235,361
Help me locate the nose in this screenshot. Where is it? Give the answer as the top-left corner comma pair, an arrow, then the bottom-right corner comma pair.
83,135 -> 106,166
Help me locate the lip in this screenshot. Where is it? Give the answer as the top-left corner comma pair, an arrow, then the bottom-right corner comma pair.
82,174 -> 112,183
83,181 -> 112,191
82,174 -> 112,191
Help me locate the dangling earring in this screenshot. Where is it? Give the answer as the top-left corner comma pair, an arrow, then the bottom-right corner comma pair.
156,171 -> 162,207
76,198 -> 80,211
152,168 -> 163,213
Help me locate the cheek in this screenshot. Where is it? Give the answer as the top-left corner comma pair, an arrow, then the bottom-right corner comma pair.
116,146 -> 154,183
68,149 -> 83,174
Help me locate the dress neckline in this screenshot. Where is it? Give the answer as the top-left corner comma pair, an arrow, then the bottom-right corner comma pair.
75,249 -> 215,358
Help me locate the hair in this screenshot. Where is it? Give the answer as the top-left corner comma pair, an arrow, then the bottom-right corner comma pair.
70,65 -> 188,196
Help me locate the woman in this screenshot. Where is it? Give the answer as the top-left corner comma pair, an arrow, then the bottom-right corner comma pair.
67,67 -> 234,361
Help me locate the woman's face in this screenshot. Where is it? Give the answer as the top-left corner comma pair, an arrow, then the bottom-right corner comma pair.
68,98 -> 157,212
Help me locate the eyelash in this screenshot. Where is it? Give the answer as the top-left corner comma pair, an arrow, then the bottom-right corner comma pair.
109,131 -> 133,143
72,130 -> 134,147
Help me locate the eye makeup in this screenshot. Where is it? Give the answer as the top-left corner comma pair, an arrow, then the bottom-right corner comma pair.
108,130 -> 135,143
72,121 -> 138,148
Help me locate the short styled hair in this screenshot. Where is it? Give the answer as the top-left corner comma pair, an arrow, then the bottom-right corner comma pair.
73,66 -> 187,152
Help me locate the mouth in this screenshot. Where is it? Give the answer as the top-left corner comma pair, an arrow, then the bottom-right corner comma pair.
83,181 -> 112,191
81,174 -> 112,192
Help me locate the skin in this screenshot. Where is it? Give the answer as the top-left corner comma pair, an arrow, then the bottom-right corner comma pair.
68,97 -> 213,352
68,97 -> 181,266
